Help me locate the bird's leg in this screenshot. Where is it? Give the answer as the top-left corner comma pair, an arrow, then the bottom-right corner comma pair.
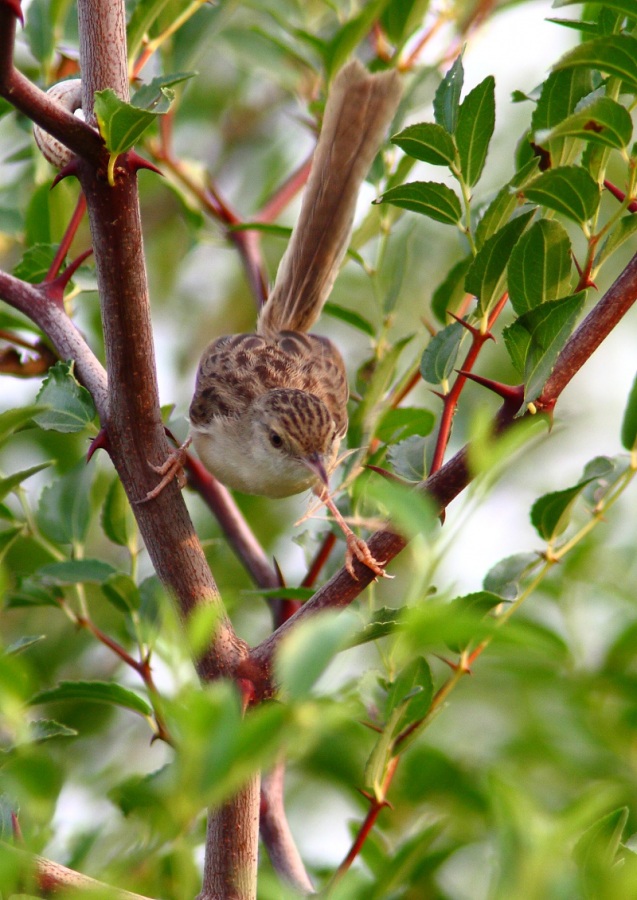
317,490 -> 389,580
141,436 -> 192,502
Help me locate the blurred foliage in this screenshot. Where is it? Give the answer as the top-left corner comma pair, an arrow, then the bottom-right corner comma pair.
1,0 -> 637,897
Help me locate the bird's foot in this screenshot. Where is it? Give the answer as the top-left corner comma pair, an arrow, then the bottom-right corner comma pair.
141,437 -> 192,502
344,532 -> 390,580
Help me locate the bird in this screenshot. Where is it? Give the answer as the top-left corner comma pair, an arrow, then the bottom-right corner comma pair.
150,60 -> 402,578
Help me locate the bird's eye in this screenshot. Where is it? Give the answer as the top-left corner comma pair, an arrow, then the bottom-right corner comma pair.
270,431 -> 283,449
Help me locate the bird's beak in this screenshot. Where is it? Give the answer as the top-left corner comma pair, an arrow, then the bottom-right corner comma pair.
303,452 -> 330,488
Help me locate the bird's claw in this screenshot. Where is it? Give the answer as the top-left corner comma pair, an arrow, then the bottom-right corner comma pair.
345,534 -> 391,581
140,437 -> 191,503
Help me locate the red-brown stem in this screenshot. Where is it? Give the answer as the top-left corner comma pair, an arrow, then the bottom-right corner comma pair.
604,179 -> 637,214
333,755 -> 399,884
45,194 -> 87,282
257,155 -> 313,224
429,293 -> 507,474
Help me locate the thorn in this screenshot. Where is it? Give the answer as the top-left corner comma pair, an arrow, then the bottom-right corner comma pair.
272,556 -> 286,587
434,653 -> 462,672
51,159 -> 81,188
3,0 -> 23,24
11,810 -> 23,843
429,389 -> 447,403
456,370 -> 525,413
87,427 -> 110,462
448,311 -> 493,342
124,150 -> 163,177
365,464 -> 409,485
45,248 -> 93,299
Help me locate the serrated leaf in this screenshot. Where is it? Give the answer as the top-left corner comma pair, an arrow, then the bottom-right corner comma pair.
38,559 -> 118,585
0,463 -> 50,504
102,573 -> 141,613
4,581 -> 62,608
375,407 -> 435,443
431,255 -> 473,322
37,462 -> 91,545
391,122 -> 456,166
434,54 -> 464,133
503,292 -> 586,401
483,552 -> 541,600
524,166 -> 600,225
95,90 -> 158,157
348,607 -> 403,648
386,656 -> 433,726
465,211 -> 535,316
131,72 -> 196,111
377,181 -> 462,225
101,476 -> 135,548
621,371 -> 637,451
34,360 -> 96,433
275,611 -> 357,701
420,320 -> 464,385
29,680 -> 152,718
541,97 -> 633,150
475,186 -> 520,249
31,719 -> 78,741
530,478 -> 595,541
456,75 -> 496,187
386,435 -> 427,481
12,243 -> 58,283
554,34 -> 637,91
508,219 -> 573,314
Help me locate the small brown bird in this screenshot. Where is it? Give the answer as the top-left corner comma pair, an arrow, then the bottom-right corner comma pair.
153,60 -> 402,577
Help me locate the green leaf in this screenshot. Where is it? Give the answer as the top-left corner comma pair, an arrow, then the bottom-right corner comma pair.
95,75 -> 193,159
131,72 -> 196,111
0,463 -> 51,504
0,406 -> 44,444
381,0 -> 431,44
127,0 -> 186,63
434,53 -> 464,133
483,552 -> 541,600
621,371 -> 637,451
31,719 -> 78,741
24,0 -> 55,64
323,302 -> 375,337
475,187 -> 520,249
554,34 -> 637,91
12,243 -> 58,283
391,122 -> 456,166
376,181 -> 462,225
574,807 -> 629,879
420,320 -> 464,385
374,407 -> 435,443
101,476 -> 135,548
386,656 -> 434,726
431,255 -> 473,322
465,211 -> 535,316
29,680 -> 152,718
275,611 -> 357,701
531,68 -> 593,134
446,591 -> 503,652
34,361 -> 96,433
554,0 -> 637,15
455,75 -> 496,187
386,435 -> 427,482
524,166 -> 600,226
348,607 -> 404,648
324,0 -> 392,75
541,97 -> 633,150
0,525 -> 23,558
4,634 -> 46,655
38,559 -> 118,585
101,574 -> 141,613
38,462 -> 92,546
530,478 -> 595,541
508,219 -> 573,314
503,292 -> 586,401
596,213 -> 637,268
